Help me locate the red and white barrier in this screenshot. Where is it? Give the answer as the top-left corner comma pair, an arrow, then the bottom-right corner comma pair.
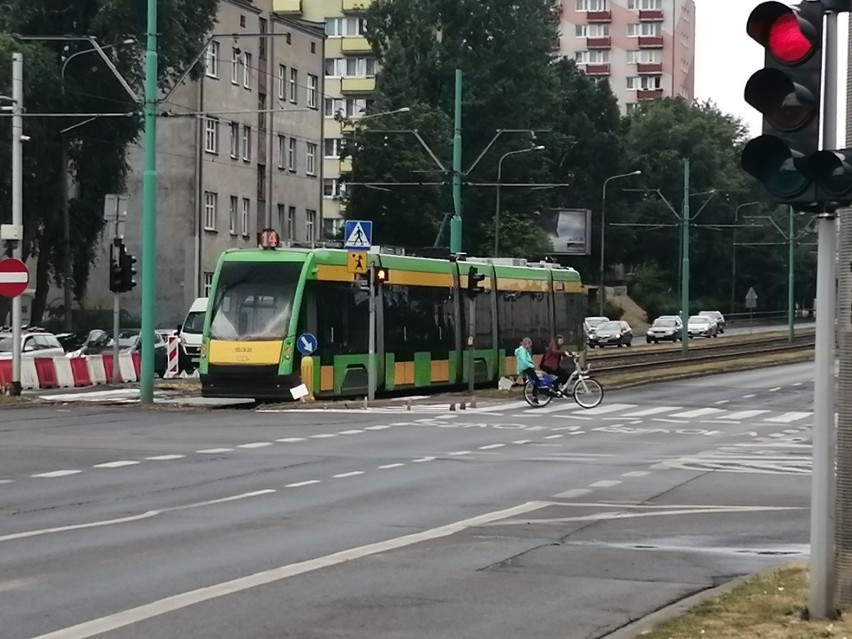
165,336 -> 180,379
0,352 -> 144,391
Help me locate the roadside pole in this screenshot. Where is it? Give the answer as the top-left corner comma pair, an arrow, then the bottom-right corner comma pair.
467,297 -> 475,397
367,264 -> 376,402
450,69 -> 463,253
10,53 -> 23,396
788,205 -> 795,343
112,255 -> 120,385
680,158 -> 690,357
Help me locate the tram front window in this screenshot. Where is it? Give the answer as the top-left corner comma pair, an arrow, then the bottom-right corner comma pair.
209,262 -> 302,341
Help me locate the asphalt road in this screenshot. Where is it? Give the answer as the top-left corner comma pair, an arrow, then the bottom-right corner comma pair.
1,362 -> 815,639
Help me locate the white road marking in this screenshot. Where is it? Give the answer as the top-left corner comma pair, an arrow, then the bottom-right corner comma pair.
723,410 -> 771,420
544,434 -> 564,440
29,501 -> 549,639
32,470 -> 81,478
364,425 -> 392,430
575,403 -> 638,415
769,387 -> 782,392
715,400 -> 730,405
622,406 -> 681,417
196,448 -> 232,454
669,408 -> 725,419
339,430 -> 365,435
589,480 -> 621,488
551,413 -> 593,420
743,394 -> 757,399
275,438 -> 305,443
285,480 -> 321,488
554,488 -> 592,499
447,451 -> 471,456
412,457 -> 435,463
236,442 -> 273,449
765,412 -> 811,423
479,444 -> 506,450
93,461 -> 140,469
0,480 -> 13,485
512,440 -> 533,444
378,463 -> 405,469
621,471 -> 651,478
482,401 -> 528,412
145,455 -> 186,461
310,434 -> 337,439
332,471 -> 364,479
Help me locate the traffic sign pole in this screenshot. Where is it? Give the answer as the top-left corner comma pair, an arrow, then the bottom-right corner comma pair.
10,53 -> 23,396
367,265 -> 376,402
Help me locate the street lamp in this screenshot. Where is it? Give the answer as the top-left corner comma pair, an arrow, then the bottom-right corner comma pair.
731,201 -> 760,316
493,145 -> 545,256
599,170 -> 641,315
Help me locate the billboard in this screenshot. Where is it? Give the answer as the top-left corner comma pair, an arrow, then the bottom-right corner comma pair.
540,208 -> 592,255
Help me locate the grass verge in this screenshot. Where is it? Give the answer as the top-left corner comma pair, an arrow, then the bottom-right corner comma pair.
638,565 -> 851,639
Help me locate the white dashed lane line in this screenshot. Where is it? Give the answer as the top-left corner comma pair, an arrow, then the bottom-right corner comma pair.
145,455 -> 186,461
333,471 -> 364,479
237,442 -> 274,449
339,430 -> 365,435
32,470 -> 81,478
93,461 -> 140,469
589,480 -> 622,488
479,444 -> 506,450
621,471 -> 651,478
286,480 -> 321,488
310,434 -> 338,439
378,463 -> 405,470
276,438 -> 305,443
196,448 -> 233,454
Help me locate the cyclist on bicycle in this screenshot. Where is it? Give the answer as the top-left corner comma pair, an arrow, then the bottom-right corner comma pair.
514,337 -> 541,398
541,334 -> 570,390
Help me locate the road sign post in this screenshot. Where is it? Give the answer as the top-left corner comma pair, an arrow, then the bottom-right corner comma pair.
368,265 -> 376,402
745,287 -> 758,333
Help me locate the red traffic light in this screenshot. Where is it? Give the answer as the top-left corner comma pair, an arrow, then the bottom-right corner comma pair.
747,2 -> 820,65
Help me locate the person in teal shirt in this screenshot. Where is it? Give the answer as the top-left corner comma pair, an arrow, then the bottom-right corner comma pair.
514,337 -> 541,398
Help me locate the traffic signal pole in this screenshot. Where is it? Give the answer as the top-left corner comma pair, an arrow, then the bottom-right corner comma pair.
680,159 -> 690,357
809,8 -> 839,621
368,264 -> 376,402
10,53 -> 23,396
450,69 -> 463,254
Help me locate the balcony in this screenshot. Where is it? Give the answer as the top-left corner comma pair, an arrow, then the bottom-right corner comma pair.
587,11 -> 611,22
275,0 -> 302,14
586,37 -> 611,49
637,88 -> 664,100
341,36 -> 372,55
341,76 -> 376,94
638,36 -> 664,48
342,0 -> 373,12
585,64 -> 610,76
637,62 -> 663,73
639,9 -> 664,20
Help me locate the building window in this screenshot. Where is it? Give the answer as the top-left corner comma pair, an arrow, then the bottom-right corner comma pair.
277,204 -> 286,236
287,206 -> 295,240
203,272 -> 214,297
289,68 -> 298,103
575,24 -> 610,37
229,196 -> 238,234
627,50 -> 660,64
242,125 -> 252,162
278,64 -> 287,100
231,48 -> 240,84
325,17 -> 367,37
259,18 -> 268,59
258,165 -> 266,202
324,138 -> 343,158
324,97 -> 368,118
627,22 -> 662,37
230,122 -> 239,158
323,178 -> 341,198
307,74 -> 318,109
258,93 -> 267,131
306,143 -> 317,176
323,218 -> 344,239
205,41 -> 219,78
325,57 -> 376,78
243,52 -> 253,89
241,198 -> 250,236
204,191 -> 217,230
288,138 -> 297,172
628,0 -> 661,8
576,0 -> 608,10
306,209 -> 316,243
575,50 -> 609,64
204,117 -> 219,154
627,75 -> 662,90
278,135 -> 287,169
625,102 -> 641,114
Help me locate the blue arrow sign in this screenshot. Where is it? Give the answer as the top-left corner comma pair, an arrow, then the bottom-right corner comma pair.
296,332 -> 318,356
344,220 -> 373,249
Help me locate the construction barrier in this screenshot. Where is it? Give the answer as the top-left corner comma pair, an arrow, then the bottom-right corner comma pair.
165,336 -> 180,379
1,352 -> 148,391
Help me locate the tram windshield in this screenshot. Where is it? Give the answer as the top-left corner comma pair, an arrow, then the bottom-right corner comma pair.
208,262 -> 303,341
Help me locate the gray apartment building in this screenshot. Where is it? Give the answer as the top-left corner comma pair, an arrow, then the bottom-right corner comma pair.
80,0 -> 325,326
556,0 -> 695,113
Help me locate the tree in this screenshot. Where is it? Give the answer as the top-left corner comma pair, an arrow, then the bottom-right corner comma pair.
0,0 -> 218,325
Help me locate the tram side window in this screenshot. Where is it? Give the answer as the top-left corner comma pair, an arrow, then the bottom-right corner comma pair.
497,289 -> 550,353
309,281 -> 369,355
383,285 -> 454,353
474,291 -> 492,349
554,291 -> 584,347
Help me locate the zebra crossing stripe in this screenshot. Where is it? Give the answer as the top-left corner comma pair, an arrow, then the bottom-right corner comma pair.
723,410 -> 771,420
622,406 -> 682,417
765,412 -> 811,423
668,408 -> 726,419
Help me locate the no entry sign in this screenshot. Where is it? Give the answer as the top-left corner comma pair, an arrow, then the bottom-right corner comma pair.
0,258 -> 29,298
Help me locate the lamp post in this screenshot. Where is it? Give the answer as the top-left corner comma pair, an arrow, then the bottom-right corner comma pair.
494,145 -> 545,256
599,170 -> 641,315
731,201 -> 760,316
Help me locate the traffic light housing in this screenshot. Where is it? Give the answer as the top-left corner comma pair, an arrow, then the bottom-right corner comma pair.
372,266 -> 389,287
466,266 -> 486,299
741,1 -> 824,205
119,248 -> 137,292
109,246 -> 124,293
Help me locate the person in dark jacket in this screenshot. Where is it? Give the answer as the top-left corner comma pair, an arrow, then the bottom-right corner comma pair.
540,334 -> 570,389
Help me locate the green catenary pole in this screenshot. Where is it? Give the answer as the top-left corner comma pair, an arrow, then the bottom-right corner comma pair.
140,0 -> 158,403
788,205 -> 795,343
450,69 -> 462,254
680,158 -> 690,357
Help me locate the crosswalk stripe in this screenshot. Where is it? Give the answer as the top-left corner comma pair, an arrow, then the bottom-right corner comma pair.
723,410 -> 771,420
668,408 -> 726,418
765,412 -> 811,423
572,403 -> 638,415
622,406 -> 682,417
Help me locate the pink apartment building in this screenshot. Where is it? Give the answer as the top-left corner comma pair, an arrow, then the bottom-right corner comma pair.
555,0 -> 695,113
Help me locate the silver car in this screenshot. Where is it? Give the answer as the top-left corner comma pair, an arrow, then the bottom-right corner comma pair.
0,331 -> 66,359
687,315 -> 718,338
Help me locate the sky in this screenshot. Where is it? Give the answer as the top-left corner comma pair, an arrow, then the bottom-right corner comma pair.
693,0 -> 848,144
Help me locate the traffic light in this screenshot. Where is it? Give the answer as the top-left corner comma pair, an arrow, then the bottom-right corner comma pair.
466,266 -> 486,299
119,247 -> 137,292
741,1 -> 824,205
372,266 -> 389,287
109,245 -> 124,293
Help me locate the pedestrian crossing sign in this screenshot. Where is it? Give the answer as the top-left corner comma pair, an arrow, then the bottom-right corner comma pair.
344,220 -> 373,249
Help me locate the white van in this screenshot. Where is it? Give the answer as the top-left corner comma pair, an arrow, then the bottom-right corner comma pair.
178,297 -> 208,372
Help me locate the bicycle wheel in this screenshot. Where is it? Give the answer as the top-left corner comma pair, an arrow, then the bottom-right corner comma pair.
523,381 -> 552,408
571,376 -> 603,409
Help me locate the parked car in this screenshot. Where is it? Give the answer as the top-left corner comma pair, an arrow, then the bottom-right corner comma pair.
699,310 -> 726,333
54,330 -> 92,353
0,330 -> 66,359
687,315 -> 718,338
584,316 -> 609,334
588,320 -> 633,348
645,315 -> 683,343
178,297 -> 207,373
75,329 -> 168,377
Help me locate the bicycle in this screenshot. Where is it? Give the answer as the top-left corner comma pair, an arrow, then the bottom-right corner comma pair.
522,352 -> 604,409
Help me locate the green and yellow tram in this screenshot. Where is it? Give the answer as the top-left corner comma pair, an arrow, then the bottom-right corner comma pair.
200,241 -> 586,400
